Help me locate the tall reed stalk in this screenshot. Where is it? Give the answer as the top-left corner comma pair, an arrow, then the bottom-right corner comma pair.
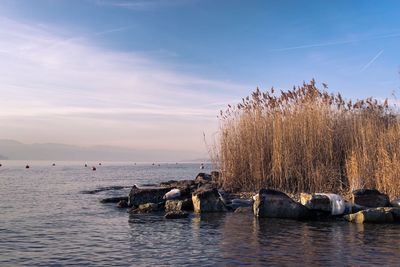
215,80 -> 400,198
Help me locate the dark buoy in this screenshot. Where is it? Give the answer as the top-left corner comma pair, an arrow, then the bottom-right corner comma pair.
85,163 -> 88,167
152,163 -> 155,166
0,163 -> 2,167
25,165 -> 30,169
99,163 -> 102,166
52,163 -> 56,166
92,166 -> 96,171
200,163 -> 204,170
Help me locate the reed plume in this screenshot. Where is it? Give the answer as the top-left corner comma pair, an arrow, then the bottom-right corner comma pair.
215,80 -> 400,199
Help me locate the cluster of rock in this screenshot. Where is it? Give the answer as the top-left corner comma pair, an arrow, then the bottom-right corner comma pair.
100,172 -> 399,224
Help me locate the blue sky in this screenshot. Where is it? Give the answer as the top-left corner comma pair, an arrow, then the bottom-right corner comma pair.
0,0 -> 399,158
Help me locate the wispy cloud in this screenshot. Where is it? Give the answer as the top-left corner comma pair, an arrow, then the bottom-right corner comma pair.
0,16 -> 246,152
360,49 -> 384,73
271,32 -> 400,52
91,0 -> 192,10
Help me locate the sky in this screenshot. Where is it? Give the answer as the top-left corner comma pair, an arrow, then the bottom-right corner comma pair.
0,0 -> 399,159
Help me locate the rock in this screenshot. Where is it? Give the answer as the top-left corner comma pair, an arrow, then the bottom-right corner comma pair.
300,193 -> 331,213
100,196 -> 128,204
164,189 -> 181,200
391,198 -> 400,208
194,173 -> 213,185
211,171 -> 220,181
165,199 -> 193,212
344,208 -> 394,223
129,203 -> 161,214
384,207 -> 400,222
352,189 -> 390,208
192,187 -> 227,213
253,189 -> 310,220
234,206 -> 253,213
81,186 -> 128,194
117,199 -> 129,208
159,180 -> 195,189
300,193 -> 346,215
165,211 -> 189,219
128,185 -> 171,208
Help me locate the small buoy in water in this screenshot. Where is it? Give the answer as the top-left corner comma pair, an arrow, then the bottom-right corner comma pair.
92,166 -> 96,171
134,163 -> 136,165
52,163 -> 56,166
200,163 -> 204,169
25,165 -> 30,169
158,164 -> 160,167
98,163 -> 102,166
152,163 -> 155,166
0,163 -> 2,167
84,163 -> 88,167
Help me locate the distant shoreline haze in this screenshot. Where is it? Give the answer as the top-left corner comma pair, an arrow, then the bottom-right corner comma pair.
0,140 -> 209,162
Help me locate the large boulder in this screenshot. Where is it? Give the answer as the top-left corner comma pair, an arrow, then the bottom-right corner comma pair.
192,188 -> 227,213
253,189 -> 310,220
128,185 -> 171,208
165,199 -> 193,212
391,199 -> 400,208
300,193 -> 331,213
300,193 -> 346,215
344,208 -> 396,223
352,189 -> 390,208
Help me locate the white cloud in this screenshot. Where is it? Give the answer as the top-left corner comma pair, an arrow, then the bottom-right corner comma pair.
0,16 -> 247,154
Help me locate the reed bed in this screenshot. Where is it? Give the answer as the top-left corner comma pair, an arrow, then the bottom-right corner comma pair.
215,80 -> 400,198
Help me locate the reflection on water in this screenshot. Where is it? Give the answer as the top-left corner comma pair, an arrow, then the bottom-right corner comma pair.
1,162 -> 399,266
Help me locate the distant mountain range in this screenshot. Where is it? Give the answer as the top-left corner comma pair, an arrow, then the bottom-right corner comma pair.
0,139 -> 207,162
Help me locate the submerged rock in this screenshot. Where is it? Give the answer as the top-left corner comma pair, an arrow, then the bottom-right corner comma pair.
128,185 -> 171,208
165,211 -> 189,219
165,199 -> 193,212
129,203 -> 162,214
192,187 -> 227,213
117,199 -> 129,208
100,196 -> 128,204
344,208 -> 397,224
81,186 -> 128,194
253,189 -> 310,220
234,206 -> 253,213
352,189 -> 390,208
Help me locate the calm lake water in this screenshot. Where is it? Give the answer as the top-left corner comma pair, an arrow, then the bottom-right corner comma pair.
1,161 -> 399,266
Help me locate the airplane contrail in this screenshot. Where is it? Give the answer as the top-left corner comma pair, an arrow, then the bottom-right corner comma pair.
360,49 -> 384,72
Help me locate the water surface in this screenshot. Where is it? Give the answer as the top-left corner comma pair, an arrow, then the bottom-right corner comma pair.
0,161 -> 399,266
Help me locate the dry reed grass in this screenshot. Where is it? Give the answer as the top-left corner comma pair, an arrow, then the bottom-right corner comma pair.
214,80 -> 400,199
